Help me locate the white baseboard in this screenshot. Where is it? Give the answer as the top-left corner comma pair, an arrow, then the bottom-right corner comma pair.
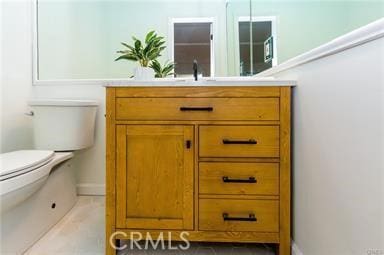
77,183 -> 105,195
292,240 -> 304,255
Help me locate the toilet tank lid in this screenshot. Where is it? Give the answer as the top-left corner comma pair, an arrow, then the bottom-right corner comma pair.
28,99 -> 98,107
0,150 -> 54,177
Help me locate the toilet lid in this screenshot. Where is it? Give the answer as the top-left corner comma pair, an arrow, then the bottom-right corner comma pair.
0,150 -> 54,177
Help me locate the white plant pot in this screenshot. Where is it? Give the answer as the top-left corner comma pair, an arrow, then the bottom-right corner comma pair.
134,66 -> 155,80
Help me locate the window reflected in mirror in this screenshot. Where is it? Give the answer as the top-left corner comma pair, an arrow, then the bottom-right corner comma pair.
173,21 -> 213,77
238,18 -> 275,76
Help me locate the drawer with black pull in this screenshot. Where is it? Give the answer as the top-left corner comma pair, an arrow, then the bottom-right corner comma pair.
199,198 -> 279,232
199,162 -> 279,195
115,98 -> 279,120
199,125 -> 280,158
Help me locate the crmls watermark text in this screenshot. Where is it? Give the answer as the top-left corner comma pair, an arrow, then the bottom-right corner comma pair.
109,231 -> 190,251
367,249 -> 384,255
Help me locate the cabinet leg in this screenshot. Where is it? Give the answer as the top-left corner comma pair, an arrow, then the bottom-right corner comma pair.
105,234 -> 117,255
106,243 -> 116,255
277,241 -> 291,255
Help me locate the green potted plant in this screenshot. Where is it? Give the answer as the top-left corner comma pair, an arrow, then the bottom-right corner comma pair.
149,60 -> 175,78
115,31 -> 166,80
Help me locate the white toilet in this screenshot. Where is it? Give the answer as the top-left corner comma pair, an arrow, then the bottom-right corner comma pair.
0,99 -> 98,254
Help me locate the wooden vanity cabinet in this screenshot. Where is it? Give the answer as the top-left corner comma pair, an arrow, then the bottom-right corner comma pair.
106,86 -> 292,255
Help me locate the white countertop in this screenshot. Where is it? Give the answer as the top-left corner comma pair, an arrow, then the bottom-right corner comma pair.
103,77 -> 296,87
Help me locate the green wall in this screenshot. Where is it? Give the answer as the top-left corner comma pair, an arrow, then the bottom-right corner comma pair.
38,0 -> 384,79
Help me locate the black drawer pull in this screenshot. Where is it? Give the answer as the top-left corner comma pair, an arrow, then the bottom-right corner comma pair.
222,139 -> 257,144
222,176 -> 257,183
222,213 -> 257,222
179,107 -> 213,112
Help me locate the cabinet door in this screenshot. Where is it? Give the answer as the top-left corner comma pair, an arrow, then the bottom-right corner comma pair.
116,125 -> 194,230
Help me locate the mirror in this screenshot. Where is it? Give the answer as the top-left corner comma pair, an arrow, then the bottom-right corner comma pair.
36,0 -> 384,80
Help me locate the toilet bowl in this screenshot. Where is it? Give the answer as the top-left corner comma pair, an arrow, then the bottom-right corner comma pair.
0,99 -> 98,254
0,150 -> 73,213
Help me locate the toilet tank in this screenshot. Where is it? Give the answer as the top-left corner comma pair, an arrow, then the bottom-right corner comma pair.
28,99 -> 98,151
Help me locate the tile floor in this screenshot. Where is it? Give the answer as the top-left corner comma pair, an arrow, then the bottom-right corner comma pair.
25,196 -> 276,255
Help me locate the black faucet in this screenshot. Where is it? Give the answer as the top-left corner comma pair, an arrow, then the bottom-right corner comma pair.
193,60 -> 198,81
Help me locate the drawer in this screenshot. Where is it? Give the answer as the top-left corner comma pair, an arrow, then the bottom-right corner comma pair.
199,162 -> 279,195
115,97 -> 279,120
199,125 -> 279,158
199,199 -> 279,232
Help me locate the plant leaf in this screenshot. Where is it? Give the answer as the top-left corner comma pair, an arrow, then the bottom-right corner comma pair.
134,40 -> 142,51
116,30 -> 167,68
121,42 -> 135,51
115,54 -> 138,61
145,31 -> 156,44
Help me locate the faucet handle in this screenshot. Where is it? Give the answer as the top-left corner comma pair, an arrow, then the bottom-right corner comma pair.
24,111 -> 34,116
193,60 -> 198,81
193,60 -> 198,69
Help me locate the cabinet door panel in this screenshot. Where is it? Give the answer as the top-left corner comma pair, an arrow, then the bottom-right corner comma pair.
116,125 -> 194,230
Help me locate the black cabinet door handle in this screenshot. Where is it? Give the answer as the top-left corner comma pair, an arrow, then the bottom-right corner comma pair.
222,213 -> 257,222
179,107 -> 213,112
186,140 -> 191,149
222,176 -> 257,183
222,139 -> 257,144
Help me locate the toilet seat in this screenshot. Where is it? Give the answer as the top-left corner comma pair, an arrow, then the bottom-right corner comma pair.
0,150 -> 54,181
0,151 -> 73,210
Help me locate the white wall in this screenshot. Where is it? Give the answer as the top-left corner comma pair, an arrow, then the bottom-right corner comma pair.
274,38 -> 384,254
1,1 -> 106,195
1,1 -> 34,152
